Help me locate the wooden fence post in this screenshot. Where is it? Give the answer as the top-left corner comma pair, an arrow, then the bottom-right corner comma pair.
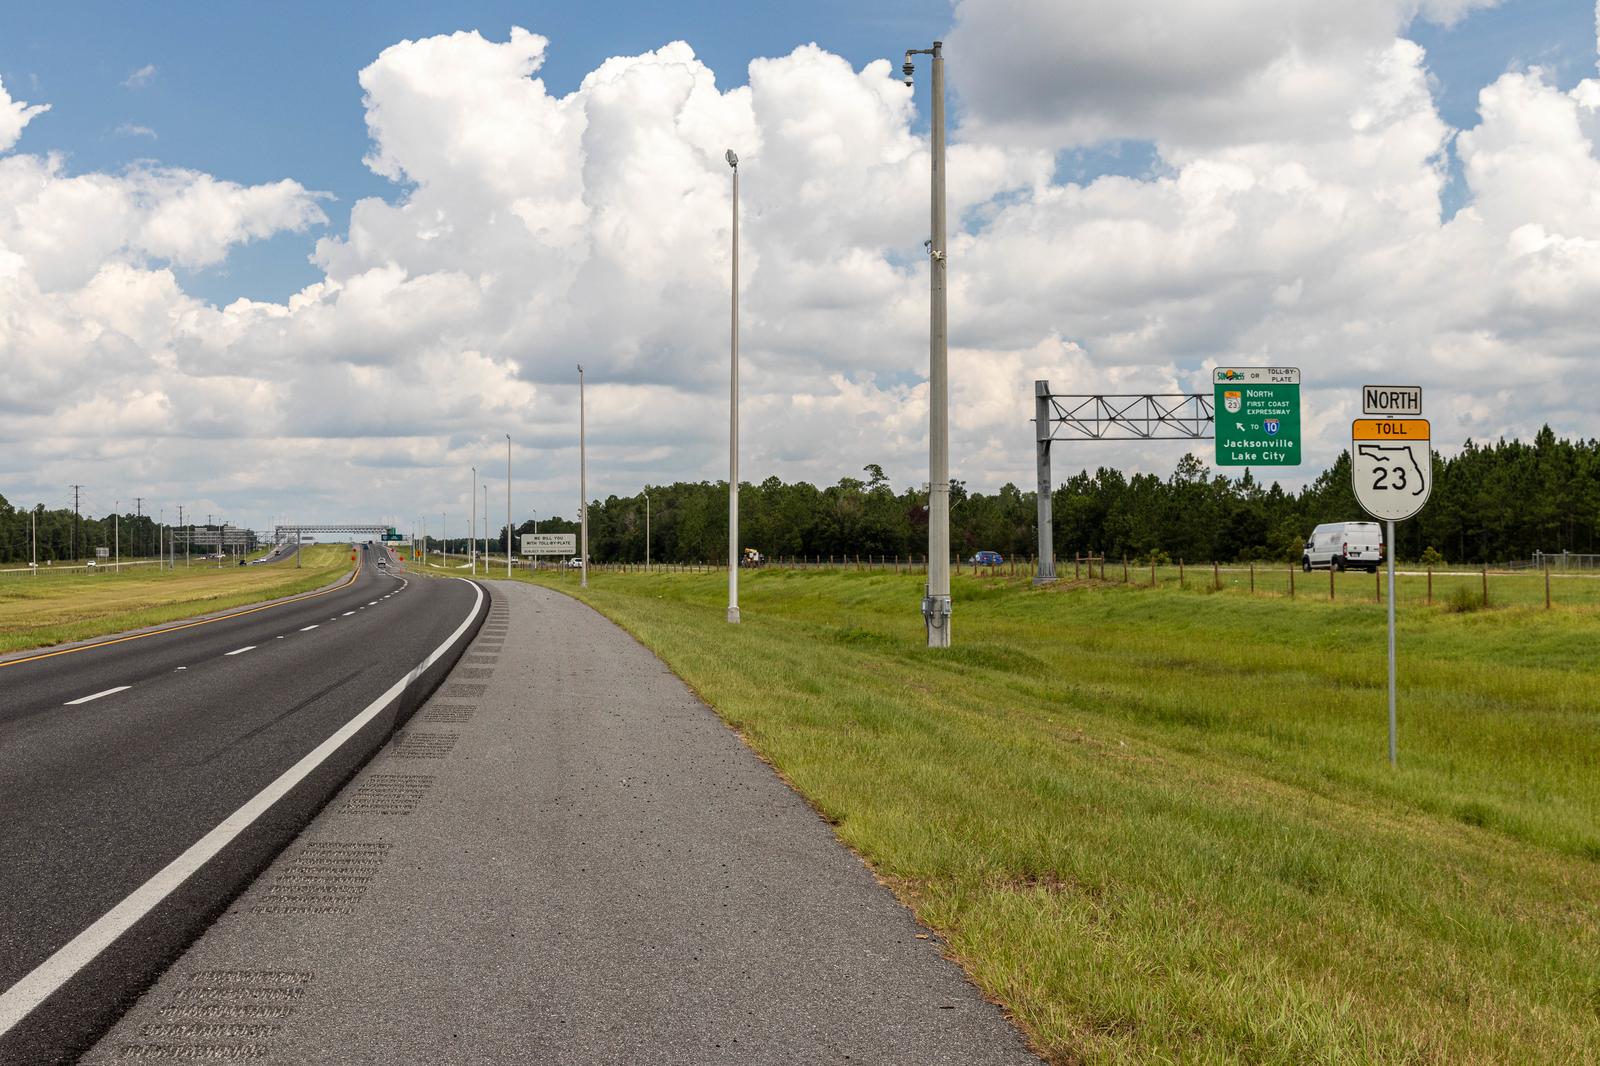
1546,564 -> 1552,609
1213,560 -> 1220,590
1075,553 -> 1081,580
1375,566 -> 1381,603
1329,565 -> 1335,602
1427,566 -> 1432,605
1123,556 -> 1129,583
1481,563 -> 1488,607
1249,561 -> 1255,594
1288,564 -> 1295,600
1179,558 -> 1185,587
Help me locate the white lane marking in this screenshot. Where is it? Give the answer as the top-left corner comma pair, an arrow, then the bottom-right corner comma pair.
0,578 -> 484,1036
300,625 -> 318,632
342,611 -> 355,616
63,686 -> 131,706
224,646 -> 256,656
368,601 -> 378,606
276,636 -> 284,640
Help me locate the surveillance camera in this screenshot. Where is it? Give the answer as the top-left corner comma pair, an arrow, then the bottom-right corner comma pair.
902,56 -> 915,85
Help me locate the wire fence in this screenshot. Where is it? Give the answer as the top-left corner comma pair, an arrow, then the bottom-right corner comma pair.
535,552 -> 1600,610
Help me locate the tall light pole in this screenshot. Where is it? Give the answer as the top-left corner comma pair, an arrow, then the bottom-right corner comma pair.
506,433 -> 513,578
726,148 -> 741,624
904,42 -> 951,648
470,466 -> 477,576
642,492 -> 650,572
578,363 -> 588,588
114,501 -> 119,571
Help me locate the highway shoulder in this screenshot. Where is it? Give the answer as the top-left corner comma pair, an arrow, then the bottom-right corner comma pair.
82,581 -> 1042,1064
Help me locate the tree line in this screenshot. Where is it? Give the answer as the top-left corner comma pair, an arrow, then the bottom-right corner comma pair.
6,427 -> 1594,567
0,501 -> 251,565
464,426 -> 1595,567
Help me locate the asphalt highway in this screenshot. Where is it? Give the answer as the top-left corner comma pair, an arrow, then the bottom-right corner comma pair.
0,544 -> 485,1065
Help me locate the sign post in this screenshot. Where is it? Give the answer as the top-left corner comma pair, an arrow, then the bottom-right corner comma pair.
1214,367 -> 1301,467
1352,410 -> 1431,767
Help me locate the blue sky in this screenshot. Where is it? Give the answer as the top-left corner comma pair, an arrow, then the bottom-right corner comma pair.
5,1 -> 1594,307
3,1 -> 947,306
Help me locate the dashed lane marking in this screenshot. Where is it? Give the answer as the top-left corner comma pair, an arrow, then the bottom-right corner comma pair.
0,579 -> 485,1038
300,625 -> 318,632
225,647 -> 256,657
0,557 -> 365,670
64,686 -> 132,706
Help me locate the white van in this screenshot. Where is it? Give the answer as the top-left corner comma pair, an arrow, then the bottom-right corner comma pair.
1303,522 -> 1384,572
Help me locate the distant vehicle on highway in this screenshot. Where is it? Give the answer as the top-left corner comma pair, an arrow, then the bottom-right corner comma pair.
1303,522 -> 1383,572
566,557 -> 585,569
969,550 -> 1003,566
740,548 -> 764,567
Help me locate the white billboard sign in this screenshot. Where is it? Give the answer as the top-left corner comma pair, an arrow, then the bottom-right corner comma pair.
521,533 -> 577,556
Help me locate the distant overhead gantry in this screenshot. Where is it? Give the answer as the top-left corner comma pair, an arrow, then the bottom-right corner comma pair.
272,524 -> 391,542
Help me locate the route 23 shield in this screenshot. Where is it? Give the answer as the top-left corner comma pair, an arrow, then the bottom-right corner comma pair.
1224,390 -> 1242,413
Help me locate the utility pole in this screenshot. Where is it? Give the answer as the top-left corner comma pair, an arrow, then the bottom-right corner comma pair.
134,498 -> 143,559
470,467 -> 477,576
31,506 -> 37,578
578,363 -> 588,589
726,148 -> 741,624
506,433 -> 512,578
904,41 -> 952,648
71,485 -> 82,564
643,493 -> 650,572
482,483 -> 489,573
115,501 -> 120,570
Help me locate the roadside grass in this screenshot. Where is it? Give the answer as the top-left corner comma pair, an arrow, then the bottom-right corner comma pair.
0,545 -> 353,654
511,565 -> 1599,1064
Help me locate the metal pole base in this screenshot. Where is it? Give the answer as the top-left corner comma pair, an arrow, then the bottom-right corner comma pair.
727,606 -> 741,624
1031,575 -> 1057,586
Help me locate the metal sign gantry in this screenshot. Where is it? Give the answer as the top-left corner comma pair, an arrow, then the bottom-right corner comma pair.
1032,380 -> 1215,582
271,524 -> 392,544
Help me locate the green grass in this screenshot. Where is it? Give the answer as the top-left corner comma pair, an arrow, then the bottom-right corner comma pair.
0,545 -> 353,653
502,564 -> 1599,1064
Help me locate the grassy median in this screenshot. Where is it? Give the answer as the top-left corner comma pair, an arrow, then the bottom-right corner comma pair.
507,565 -> 1599,1065
0,545 -> 354,654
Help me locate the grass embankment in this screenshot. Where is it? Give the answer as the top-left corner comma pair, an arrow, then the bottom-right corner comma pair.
512,566 -> 1598,1064
0,545 -> 353,654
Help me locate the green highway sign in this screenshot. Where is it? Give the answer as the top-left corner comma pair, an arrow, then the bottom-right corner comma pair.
1214,367 -> 1301,466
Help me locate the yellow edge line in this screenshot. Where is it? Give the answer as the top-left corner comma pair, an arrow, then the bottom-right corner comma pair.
0,555 -> 363,670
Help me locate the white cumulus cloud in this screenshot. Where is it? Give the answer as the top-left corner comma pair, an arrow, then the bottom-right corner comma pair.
3,6 -> 1600,535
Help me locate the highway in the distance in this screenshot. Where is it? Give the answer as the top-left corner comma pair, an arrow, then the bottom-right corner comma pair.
0,543 -> 485,1066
